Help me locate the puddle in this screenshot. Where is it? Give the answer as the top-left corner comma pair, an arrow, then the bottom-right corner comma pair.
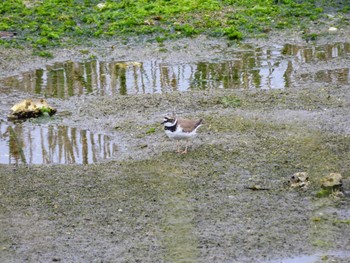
0,122 -> 117,164
1,42 -> 349,98
269,254 -> 319,263
265,251 -> 350,263
0,42 -> 349,164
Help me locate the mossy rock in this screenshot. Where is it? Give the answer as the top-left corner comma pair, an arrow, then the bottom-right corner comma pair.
8,99 -> 57,121
320,173 -> 342,190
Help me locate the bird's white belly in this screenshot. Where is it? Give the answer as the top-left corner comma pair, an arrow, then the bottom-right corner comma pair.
165,128 -> 197,140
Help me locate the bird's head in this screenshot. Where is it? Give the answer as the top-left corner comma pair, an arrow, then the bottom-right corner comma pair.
161,116 -> 177,126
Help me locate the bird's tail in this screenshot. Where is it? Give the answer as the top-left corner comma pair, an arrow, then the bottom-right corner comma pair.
196,119 -> 203,128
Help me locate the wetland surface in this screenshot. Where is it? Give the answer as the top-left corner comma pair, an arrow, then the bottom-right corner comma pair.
0,30 -> 350,262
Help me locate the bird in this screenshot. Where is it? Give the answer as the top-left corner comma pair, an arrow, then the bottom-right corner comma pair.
161,116 -> 203,154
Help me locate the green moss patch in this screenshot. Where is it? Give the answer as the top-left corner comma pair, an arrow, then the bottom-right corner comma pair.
0,0 -> 336,51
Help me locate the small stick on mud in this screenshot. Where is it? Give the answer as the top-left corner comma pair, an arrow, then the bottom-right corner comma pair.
245,185 -> 271,191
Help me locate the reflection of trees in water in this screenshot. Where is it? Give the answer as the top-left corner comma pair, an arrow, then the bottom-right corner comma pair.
0,123 -> 116,164
1,42 -> 349,96
300,68 -> 350,84
191,58 -> 264,89
283,42 -> 350,63
8,125 -> 26,164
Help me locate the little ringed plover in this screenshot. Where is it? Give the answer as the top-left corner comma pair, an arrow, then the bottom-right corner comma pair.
161,116 -> 203,154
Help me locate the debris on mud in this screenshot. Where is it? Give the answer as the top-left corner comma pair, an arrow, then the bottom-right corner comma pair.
0,31 -> 17,39
289,172 -> 310,189
8,99 -> 57,121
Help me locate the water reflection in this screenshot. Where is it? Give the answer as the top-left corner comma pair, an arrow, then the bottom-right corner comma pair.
300,68 -> 350,84
282,42 -> 350,63
0,122 -> 117,164
0,42 -> 349,97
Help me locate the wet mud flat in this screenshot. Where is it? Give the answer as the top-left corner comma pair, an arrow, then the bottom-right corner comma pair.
1,34 -> 350,262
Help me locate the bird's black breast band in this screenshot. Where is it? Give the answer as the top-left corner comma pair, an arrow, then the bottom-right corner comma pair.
165,125 -> 177,132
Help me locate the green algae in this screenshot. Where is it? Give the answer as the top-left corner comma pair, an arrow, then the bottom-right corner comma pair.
0,0 -> 337,52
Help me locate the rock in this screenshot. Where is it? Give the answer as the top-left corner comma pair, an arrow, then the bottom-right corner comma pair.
96,3 -> 106,9
316,173 -> 343,198
320,173 -> 342,190
8,99 -> 57,121
289,172 -> 310,189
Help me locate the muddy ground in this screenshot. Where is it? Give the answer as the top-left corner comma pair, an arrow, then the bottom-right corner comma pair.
1,24 -> 350,262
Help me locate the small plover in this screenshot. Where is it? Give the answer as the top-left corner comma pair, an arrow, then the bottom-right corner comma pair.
161,116 -> 203,154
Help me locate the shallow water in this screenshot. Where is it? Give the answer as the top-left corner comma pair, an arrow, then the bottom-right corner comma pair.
266,251 -> 350,263
0,41 -> 349,164
0,122 -> 117,164
1,42 -> 349,98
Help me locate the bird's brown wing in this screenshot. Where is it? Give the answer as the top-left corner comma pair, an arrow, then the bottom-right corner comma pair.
178,118 -> 203,132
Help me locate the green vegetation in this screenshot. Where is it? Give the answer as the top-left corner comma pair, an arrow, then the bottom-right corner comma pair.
220,95 -> 242,108
333,219 -> 350,225
146,127 -> 156,135
39,105 -> 56,115
316,188 -> 332,198
0,0 -> 336,52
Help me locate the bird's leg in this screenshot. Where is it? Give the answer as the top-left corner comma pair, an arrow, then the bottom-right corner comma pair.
181,140 -> 189,154
176,141 -> 181,153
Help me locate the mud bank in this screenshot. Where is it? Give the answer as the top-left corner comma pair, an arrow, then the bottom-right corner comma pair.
1,29 -> 350,262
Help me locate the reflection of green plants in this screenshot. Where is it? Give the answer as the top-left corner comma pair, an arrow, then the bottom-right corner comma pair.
0,0 -> 337,51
